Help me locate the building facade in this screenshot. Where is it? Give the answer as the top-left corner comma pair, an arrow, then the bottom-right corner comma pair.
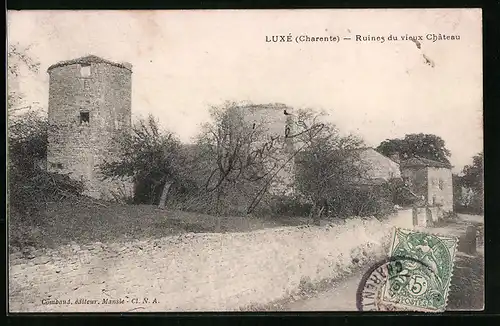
46,55 -> 133,200
399,157 -> 454,212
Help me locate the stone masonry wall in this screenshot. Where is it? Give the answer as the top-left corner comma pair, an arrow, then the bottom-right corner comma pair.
47,60 -> 132,199
242,104 -> 296,196
427,167 -> 454,212
9,210 -> 414,312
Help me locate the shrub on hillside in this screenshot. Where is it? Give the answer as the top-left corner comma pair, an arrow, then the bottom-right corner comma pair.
8,110 -> 85,217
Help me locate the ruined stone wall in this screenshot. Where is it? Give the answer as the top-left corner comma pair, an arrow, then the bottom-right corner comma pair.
47,61 -> 132,200
427,167 -> 453,212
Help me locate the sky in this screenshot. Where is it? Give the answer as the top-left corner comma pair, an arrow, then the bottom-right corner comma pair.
7,9 -> 483,172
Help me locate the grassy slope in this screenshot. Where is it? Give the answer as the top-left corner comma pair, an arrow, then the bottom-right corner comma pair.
9,199 -> 310,251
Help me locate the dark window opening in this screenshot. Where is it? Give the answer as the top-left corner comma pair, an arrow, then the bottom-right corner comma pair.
285,126 -> 291,138
80,112 -> 90,125
50,162 -> 63,169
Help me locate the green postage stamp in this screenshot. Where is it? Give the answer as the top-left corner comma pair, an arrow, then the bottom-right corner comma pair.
382,228 -> 459,312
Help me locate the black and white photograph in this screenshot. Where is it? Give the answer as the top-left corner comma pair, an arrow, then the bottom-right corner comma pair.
7,9 -> 483,312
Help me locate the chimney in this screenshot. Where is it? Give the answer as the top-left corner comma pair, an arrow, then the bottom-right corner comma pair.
389,152 -> 400,163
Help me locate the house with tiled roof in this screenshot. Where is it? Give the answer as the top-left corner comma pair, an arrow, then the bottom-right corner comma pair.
394,154 -> 454,212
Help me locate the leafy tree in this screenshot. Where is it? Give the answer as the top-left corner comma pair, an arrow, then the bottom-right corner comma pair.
8,110 -> 48,169
376,133 -> 451,164
461,152 -> 483,191
293,109 -> 368,223
100,115 -> 189,208
455,151 -> 483,213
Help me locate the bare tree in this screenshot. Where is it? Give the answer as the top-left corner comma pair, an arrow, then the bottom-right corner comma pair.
194,103 -> 332,227
7,43 -> 41,114
195,102 -> 283,228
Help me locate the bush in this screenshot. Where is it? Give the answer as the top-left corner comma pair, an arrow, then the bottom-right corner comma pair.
9,166 -> 85,217
336,184 -> 395,218
8,109 -> 85,218
256,195 -> 313,217
386,178 -> 419,207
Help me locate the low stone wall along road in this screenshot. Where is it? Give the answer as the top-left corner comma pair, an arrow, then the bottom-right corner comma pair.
9,210 -> 427,312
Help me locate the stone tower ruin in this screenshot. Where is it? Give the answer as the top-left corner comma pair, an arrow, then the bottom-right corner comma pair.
46,55 -> 133,200
242,103 -> 297,196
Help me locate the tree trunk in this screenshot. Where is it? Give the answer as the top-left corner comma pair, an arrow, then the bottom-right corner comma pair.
215,187 -> 223,232
158,180 -> 173,209
315,206 -> 324,226
309,201 -> 317,225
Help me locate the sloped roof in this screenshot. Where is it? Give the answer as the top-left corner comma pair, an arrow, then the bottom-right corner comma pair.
346,147 -> 401,165
399,156 -> 451,169
47,55 -> 133,72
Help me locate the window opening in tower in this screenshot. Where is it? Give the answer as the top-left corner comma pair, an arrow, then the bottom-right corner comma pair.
80,111 -> 90,125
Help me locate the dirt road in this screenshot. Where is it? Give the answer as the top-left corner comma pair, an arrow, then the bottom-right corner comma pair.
281,214 -> 484,311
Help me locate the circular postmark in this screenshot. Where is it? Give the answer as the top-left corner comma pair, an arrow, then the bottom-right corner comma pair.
356,256 -> 442,312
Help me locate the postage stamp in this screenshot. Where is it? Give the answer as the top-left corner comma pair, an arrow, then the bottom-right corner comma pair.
381,228 -> 459,312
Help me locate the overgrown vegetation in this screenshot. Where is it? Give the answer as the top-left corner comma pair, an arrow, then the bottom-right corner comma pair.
453,152 -> 483,214
100,103 -> 400,225
8,109 -> 86,218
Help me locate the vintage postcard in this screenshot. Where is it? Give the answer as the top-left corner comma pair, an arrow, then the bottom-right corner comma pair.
7,9 -> 483,312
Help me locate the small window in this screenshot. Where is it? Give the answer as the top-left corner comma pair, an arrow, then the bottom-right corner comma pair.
83,79 -> 90,90
80,64 -> 91,77
438,179 -> 444,190
80,111 -> 90,125
50,163 -> 63,169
